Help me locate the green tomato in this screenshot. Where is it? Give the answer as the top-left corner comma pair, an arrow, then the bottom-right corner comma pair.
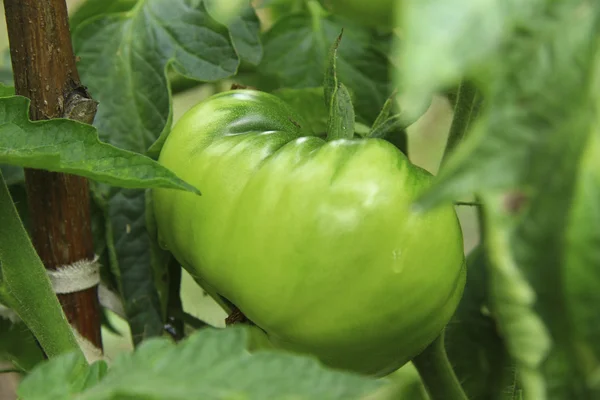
153,90 -> 466,376
323,0 -> 398,29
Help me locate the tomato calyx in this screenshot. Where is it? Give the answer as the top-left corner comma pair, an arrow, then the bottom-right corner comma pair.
322,32 -> 410,155
324,31 -> 356,142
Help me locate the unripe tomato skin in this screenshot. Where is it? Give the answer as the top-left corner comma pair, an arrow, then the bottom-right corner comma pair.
153,90 -> 466,376
324,0 -> 398,29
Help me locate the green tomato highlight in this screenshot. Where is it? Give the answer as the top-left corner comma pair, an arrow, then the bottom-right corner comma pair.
153,90 -> 466,376
323,0 -> 398,29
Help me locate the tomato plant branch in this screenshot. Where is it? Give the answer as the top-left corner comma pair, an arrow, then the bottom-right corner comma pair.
171,309 -> 209,331
0,172 -> 85,363
412,331 -> 468,400
441,80 -> 480,166
4,0 -> 102,349
165,257 -> 185,340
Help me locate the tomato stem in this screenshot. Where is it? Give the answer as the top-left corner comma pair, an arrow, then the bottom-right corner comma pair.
412,331 -> 468,400
0,171 -> 86,363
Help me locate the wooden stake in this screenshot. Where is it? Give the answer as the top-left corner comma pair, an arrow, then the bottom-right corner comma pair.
4,0 -> 102,350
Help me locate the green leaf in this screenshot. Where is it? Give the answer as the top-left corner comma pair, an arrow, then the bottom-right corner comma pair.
445,246 -> 516,399
482,194 -> 551,400
258,5 -> 393,124
95,327 -> 381,399
477,71 -> 600,397
417,3 -> 598,210
395,0 -> 542,118
0,94 -> 198,193
17,352 -> 107,399
405,1 -> 600,398
204,0 -> 263,65
18,352 -> 87,399
564,133 -> 600,397
18,327 -> 382,400
102,186 -> 165,345
8,184 -> 30,233
273,87 -> 328,135
72,0 -> 258,345
0,318 -> 45,372
81,361 -> 109,392
73,0 -> 254,155
69,0 -> 138,32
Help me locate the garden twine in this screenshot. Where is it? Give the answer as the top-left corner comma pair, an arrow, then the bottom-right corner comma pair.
0,256 -> 128,363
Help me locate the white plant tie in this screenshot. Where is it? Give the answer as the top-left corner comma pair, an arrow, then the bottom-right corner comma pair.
46,254 -> 126,318
1,255 -> 129,363
71,325 -> 105,364
46,255 -> 105,361
47,255 -> 101,294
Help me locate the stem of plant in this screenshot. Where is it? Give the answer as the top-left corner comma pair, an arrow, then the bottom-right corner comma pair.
165,257 -> 185,340
0,172 -> 85,363
412,331 -> 468,400
441,80 -> 480,167
4,0 -> 103,349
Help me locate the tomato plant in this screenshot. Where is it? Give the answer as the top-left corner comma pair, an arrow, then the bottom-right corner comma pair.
0,0 -> 599,399
153,89 -> 466,376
